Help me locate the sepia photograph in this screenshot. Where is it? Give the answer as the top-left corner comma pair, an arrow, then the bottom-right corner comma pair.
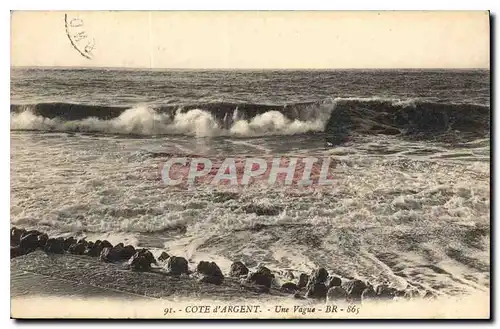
9,10 -> 491,319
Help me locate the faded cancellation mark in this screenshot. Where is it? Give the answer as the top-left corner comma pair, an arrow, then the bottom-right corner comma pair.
64,14 -> 95,60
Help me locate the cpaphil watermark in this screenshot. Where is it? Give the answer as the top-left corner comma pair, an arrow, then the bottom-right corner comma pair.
160,156 -> 336,188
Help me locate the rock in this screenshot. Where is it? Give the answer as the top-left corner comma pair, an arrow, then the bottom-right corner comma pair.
127,250 -> 156,272
140,249 -> 157,265
361,287 -> 377,301
229,261 -> 249,277
246,266 -> 273,288
10,246 -> 25,259
196,261 -> 224,279
100,240 -> 113,249
69,242 -> 86,255
376,284 -> 397,300
341,279 -> 367,301
281,282 -> 298,293
11,227 -> 26,246
305,283 -> 328,299
99,247 -> 115,262
309,268 -> 329,284
158,251 -> 170,262
21,230 -> 41,239
19,233 -> 40,252
114,242 -> 124,249
44,238 -> 65,254
326,276 -> 342,288
115,245 -> 136,261
304,268 -> 329,299
298,273 -> 310,289
37,233 -> 49,247
63,237 -> 77,251
327,286 -> 348,302
165,256 -> 189,275
85,241 -> 103,257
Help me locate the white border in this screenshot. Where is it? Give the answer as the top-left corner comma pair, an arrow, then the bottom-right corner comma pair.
2,1 -> 497,328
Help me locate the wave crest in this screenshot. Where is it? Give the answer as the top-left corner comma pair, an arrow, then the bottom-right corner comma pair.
10,98 -> 489,140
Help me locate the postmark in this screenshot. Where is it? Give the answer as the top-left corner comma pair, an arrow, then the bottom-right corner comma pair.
64,13 -> 95,60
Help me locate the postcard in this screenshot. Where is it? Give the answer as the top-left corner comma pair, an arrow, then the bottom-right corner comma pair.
10,10 -> 490,319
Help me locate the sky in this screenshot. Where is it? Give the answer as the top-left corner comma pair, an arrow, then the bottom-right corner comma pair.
10,11 -> 490,69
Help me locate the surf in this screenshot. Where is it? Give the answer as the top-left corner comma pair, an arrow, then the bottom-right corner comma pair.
10,98 -> 490,140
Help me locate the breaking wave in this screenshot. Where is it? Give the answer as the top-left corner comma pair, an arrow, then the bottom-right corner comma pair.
10,98 -> 490,140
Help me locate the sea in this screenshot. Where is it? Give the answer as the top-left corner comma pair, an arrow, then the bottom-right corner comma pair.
10,68 -> 490,297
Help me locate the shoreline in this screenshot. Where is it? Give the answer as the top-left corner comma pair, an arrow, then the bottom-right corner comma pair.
10,222 -> 490,319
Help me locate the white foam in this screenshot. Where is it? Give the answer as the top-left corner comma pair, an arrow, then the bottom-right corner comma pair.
11,102 -> 334,137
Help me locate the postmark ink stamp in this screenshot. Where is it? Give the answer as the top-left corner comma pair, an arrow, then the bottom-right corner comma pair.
64,13 -> 95,60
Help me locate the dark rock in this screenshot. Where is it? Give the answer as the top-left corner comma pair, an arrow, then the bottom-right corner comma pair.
63,237 -> 77,251
197,261 -> 224,279
85,241 -> 104,257
21,230 -> 41,239
376,284 -> 397,300
44,238 -> 65,254
229,261 -> 249,277
99,247 -> 115,262
100,240 -> 113,249
77,238 -> 87,244
11,227 -> 26,246
304,268 -> 329,299
158,251 -> 170,262
165,256 -> 189,275
19,233 -> 40,252
37,233 -> 49,247
142,250 -> 157,265
341,279 -> 367,301
10,246 -> 25,259
326,276 -> 342,288
69,242 -> 86,255
309,268 -> 329,284
127,250 -> 156,272
327,286 -> 348,302
305,283 -> 328,299
361,287 -> 377,301
298,273 -> 310,289
119,245 -> 136,261
281,282 -> 298,293
246,266 -> 273,288
114,242 -> 124,249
